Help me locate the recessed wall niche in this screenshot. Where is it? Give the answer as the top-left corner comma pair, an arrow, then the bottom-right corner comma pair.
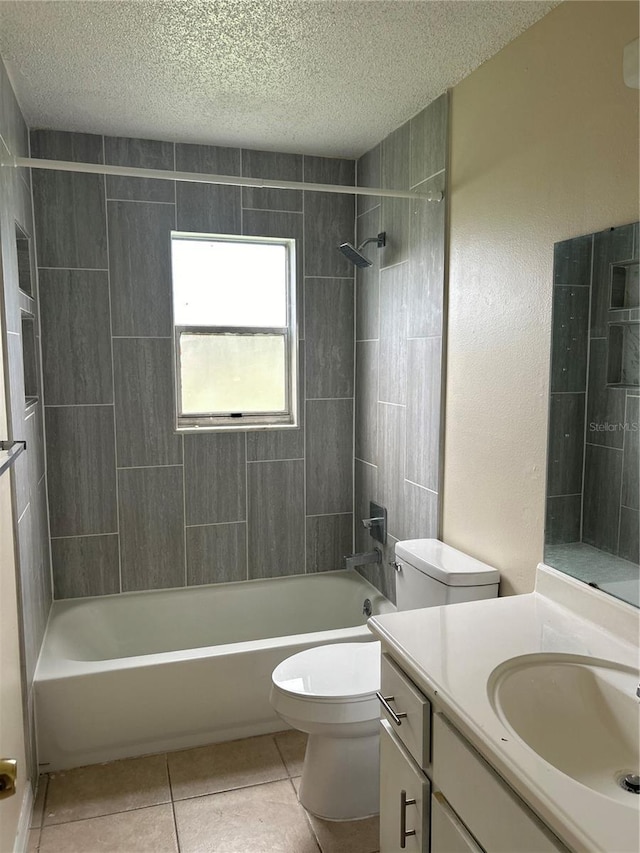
607,322 -> 639,389
610,259 -> 639,309
15,221 -> 32,296
21,312 -> 38,407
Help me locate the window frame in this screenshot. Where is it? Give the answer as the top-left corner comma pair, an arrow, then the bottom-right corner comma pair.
171,231 -> 298,432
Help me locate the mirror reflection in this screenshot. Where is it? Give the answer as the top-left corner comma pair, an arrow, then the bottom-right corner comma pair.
545,221 -> 639,607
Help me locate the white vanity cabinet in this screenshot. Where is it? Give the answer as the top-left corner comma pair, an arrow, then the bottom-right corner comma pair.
379,653 -> 570,853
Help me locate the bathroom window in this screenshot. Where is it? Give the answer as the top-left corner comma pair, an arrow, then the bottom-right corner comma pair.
171,232 -> 298,431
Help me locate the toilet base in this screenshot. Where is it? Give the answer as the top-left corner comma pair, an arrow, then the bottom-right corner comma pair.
298,731 -> 380,821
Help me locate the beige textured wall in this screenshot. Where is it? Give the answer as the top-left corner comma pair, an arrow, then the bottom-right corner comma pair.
443,1 -> 639,595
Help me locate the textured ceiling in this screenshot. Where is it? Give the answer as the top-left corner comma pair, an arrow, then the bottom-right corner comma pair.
0,1 -> 559,157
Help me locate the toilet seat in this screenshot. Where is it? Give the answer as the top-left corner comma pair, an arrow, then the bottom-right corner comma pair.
271,641 -> 381,701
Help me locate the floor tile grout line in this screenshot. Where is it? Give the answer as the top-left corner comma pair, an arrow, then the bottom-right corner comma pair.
272,732 -> 294,779
166,753 -> 183,853
290,775 -> 323,853
170,773 -> 294,804
40,798 -> 174,829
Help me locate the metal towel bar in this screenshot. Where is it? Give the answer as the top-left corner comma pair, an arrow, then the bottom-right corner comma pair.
0,440 -> 26,477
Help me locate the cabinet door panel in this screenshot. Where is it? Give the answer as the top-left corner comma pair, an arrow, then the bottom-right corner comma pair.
381,653 -> 431,769
380,719 -> 430,853
431,792 -> 485,853
433,714 -> 569,852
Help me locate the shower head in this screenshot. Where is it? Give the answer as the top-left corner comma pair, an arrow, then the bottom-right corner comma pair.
338,232 -> 386,268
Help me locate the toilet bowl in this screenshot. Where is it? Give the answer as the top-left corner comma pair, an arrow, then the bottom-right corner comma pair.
270,538 -> 500,821
270,641 -> 381,821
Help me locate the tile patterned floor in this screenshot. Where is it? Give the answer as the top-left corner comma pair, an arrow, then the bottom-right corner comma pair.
28,731 -> 380,853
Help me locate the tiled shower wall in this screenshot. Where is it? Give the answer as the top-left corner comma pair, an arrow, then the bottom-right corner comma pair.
0,59 -> 51,778
31,130 -> 355,598
546,223 -> 639,562
353,94 -> 448,602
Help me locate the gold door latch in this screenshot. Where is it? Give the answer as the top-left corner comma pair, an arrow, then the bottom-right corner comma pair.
0,759 -> 17,799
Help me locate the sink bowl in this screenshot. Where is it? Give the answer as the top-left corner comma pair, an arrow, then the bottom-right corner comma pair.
488,654 -> 640,804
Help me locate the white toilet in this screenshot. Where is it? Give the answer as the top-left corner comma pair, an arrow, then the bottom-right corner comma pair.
269,539 -> 500,821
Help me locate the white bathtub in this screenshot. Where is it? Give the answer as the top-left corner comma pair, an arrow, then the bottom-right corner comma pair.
35,570 -> 393,771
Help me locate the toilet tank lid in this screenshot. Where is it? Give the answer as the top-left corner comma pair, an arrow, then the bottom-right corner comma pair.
395,539 -> 500,586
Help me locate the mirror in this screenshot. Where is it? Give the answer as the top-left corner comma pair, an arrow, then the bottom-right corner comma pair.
545,221 -> 639,607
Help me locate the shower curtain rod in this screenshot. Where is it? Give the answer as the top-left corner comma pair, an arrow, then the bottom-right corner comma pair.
11,156 -> 436,201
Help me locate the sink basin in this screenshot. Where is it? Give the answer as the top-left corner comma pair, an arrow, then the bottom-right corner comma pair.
488,653 -> 640,804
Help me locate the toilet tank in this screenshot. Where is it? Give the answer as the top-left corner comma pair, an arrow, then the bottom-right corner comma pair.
395,539 -> 500,611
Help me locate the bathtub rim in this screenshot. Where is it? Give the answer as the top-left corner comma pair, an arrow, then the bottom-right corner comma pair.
35,569 -> 394,681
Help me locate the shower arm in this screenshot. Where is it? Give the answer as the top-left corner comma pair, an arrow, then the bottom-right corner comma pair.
358,233 -> 386,251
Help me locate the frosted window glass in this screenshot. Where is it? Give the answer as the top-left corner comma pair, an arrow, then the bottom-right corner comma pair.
180,333 -> 286,414
172,238 -> 288,327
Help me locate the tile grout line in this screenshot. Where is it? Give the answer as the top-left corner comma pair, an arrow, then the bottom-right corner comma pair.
175,175 -> 188,593
302,177 -> 308,574
102,134 -> 123,596
166,751 -> 183,853
241,151 -> 250,584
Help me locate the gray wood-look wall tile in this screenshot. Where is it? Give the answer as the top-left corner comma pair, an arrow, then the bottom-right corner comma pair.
105,136 -> 175,202
622,395 -> 639,510
25,408 -> 42,502
51,534 -> 120,599
184,432 -> 246,525
242,148 -> 302,212
591,225 -> 635,337
356,144 -> 381,216
32,168 -> 106,269
546,393 -> 586,496
355,459 -> 378,554
304,192 -> 355,278
1,59 -> 29,156
545,495 -> 581,545
39,269 -> 112,405
553,235 -> 593,286
186,523 -> 247,585
583,444 -> 623,553
118,466 -> 185,591
113,338 -> 182,468
402,481 -> 438,542
355,341 -> 378,466
618,507 -> 639,564
242,209 -> 304,335
16,506 -> 37,684
176,143 -> 241,234
247,460 -> 305,578
306,514 -> 353,573
408,172 -> 446,338
108,200 -> 174,336
356,205 -> 381,342
305,278 -> 354,398
405,337 -> 441,492
410,93 -> 448,188
30,129 -> 103,163
550,286 -> 590,393
586,339 -> 626,449
303,156 -> 355,187
306,399 -> 353,515
46,405 -> 117,537
378,402 -> 406,541
381,121 -> 410,268
246,344 -> 305,461
32,403 -> 45,483
359,534 -> 398,605
379,262 -> 408,405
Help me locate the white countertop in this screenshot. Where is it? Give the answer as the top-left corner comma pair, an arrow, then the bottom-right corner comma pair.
368,565 -> 640,853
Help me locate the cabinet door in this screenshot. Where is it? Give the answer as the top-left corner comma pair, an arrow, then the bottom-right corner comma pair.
431,792 -> 485,853
380,720 -> 430,853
